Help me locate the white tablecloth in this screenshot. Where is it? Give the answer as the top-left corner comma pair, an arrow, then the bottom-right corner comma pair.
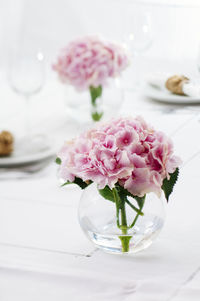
0,81 -> 200,301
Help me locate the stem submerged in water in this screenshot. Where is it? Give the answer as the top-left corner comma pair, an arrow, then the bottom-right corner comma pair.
112,188 -> 131,253
119,235 -> 132,253
112,187 -> 146,253
89,85 -> 103,121
119,200 -> 132,252
128,199 -> 145,229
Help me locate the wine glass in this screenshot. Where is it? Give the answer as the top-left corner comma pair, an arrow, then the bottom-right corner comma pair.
8,49 -> 45,152
123,9 -> 153,89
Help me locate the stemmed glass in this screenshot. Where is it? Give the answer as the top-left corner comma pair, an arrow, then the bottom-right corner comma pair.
123,9 -> 153,89
8,49 -> 45,152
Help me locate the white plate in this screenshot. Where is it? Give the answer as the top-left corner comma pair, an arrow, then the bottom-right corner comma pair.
0,140 -> 57,167
0,148 -> 56,166
144,84 -> 200,104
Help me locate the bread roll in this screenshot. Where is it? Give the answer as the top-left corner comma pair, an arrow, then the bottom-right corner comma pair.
165,75 -> 189,95
0,131 -> 14,156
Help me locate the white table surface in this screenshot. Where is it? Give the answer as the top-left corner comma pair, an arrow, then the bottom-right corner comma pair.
0,80 -> 200,301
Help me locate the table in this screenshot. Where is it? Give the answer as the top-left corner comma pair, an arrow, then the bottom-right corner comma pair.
0,84 -> 200,301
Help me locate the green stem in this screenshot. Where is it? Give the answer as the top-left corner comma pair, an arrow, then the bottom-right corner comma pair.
125,198 -> 144,216
112,188 -> 131,253
112,187 -> 120,228
89,85 -> 103,122
119,199 -> 131,253
128,196 -> 146,229
120,200 -> 127,234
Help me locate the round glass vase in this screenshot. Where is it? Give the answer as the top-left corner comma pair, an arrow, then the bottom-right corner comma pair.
64,78 -> 123,124
78,184 -> 166,255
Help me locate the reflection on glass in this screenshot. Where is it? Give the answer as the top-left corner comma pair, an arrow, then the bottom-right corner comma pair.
123,9 -> 153,90
8,49 -> 46,153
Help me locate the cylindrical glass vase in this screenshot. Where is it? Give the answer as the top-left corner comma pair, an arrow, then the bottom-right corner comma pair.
78,183 -> 166,255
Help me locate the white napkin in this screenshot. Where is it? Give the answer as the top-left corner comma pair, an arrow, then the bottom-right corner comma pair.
182,82 -> 200,97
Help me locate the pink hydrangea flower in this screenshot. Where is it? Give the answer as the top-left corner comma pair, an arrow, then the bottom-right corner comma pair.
58,117 -> 181,197
53,36 -> 129,90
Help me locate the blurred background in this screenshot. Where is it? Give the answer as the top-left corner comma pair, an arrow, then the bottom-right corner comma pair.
1,0 -> 200,67
1,0 -> 200,156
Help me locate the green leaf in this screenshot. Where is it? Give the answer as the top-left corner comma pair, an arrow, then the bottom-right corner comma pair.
162,168 -> 179,202
62,177 -> 92,190
98,185 -> 115,202
98,183 -> 145,214
55,157 -> 61,165
132,195 -> 146,209
89,85 -> 102,106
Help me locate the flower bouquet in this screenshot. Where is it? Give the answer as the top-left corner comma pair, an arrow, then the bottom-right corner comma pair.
56,117 -> 181,254
53,36 -> 129,122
